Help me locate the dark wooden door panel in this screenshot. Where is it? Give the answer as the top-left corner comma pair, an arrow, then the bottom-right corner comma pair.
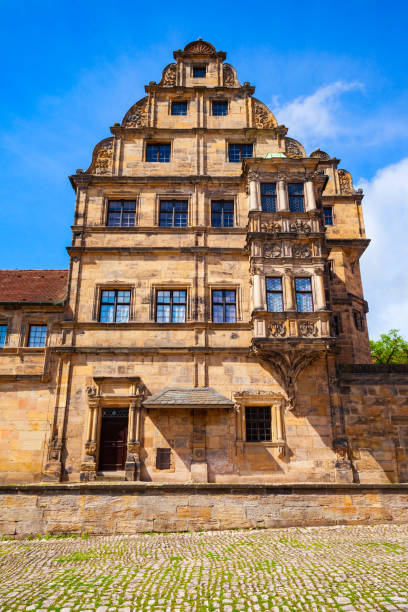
99,416 -> 128,471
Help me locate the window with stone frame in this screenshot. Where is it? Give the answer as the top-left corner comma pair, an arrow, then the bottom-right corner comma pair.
288,183 -> 305,212
146,143 -> 171,162
295,278 -> 313,312
211,200 -> 234,227
332,314 -> 342,336
156,290 -> 186,323
323,206 -> 334,226
171,101 -> 187,116
156,448 -> 171,470
159,200 -> 188,227
261,183 -> 277,212
0,324 -> 7,348
353,310 -> 365,331
212,289 -> 236,323
27,324 -> 47,347
228,143 -> 253,162
245,406 -> 272,442
266,277 -> 284,312
107,200 -> 136,227
212,100 -> 228,116
192,65 -> 206,78
99,290 -> 131,323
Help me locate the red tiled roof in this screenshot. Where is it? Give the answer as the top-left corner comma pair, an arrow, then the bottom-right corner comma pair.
0,270 -> 68,304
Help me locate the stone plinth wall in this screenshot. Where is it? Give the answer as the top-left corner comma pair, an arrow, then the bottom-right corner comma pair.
2,483 -> 408,537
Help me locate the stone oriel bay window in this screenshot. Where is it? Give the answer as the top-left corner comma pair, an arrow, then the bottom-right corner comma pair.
92,284 -> 136,322
234,391 -> 286,457
252,270 -> 326,315
248,173 -> 317,213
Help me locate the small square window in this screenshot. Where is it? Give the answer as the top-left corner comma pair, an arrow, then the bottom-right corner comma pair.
156,290 -> 186,323
27,325 -> 47,348
193,66 -> 206,78
156,448 -> 171,470
323,206 -> 334,225
146,143 -> 171,163
211,200 -> 234,227
212,101 -> 228,116
228,143 -> 253,162
171,101 -> 187,116
0,324 -> 7,348
246,406 -> 271,442
99,290 -> 131,323
212,290 -> 236,323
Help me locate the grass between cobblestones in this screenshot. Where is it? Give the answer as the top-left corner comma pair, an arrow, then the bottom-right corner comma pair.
1,524 -> 408,611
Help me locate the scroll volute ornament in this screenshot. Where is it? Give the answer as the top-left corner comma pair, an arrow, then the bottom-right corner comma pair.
88,138 -> 113,175
160,64 -> 177,87
285,138 -> 305,159
183,40 -> 217,55
223,64 -> 236,87
254,101 -> 277,129
338,169 -> 354,195
123,97 -> 148,128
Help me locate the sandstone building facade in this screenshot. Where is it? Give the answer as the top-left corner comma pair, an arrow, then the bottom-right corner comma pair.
1,40 -> 407,486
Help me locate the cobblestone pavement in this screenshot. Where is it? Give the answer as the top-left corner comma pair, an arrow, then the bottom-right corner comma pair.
1,524 -> 408,611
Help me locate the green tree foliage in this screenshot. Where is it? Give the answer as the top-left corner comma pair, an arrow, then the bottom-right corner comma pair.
370,329 -> 408,364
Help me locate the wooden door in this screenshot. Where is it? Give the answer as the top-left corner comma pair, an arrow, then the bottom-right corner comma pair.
99,411 -> 128,471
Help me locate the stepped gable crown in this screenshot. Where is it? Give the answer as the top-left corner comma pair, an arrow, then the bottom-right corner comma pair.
0,270 -> 68,304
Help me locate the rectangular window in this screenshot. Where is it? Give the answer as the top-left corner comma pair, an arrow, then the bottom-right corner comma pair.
171,101 -> 187,116
353,310 -> 364,331
266,278 -> 283,312
212,290 -> 236,323
211,200 -> 234,227
295,278 -> 313,312
107,200 -> 136,227
0,324 -> 7,348
159,200 -> 188,227
156,448 -> 171,470
323,206 -> 333,225
228,143 -> 253,162
156,290 -> 186,323
193,65 -> 206,78
332,314 -> 341,336
261,183 -> 277,213
146,143 -> 171,163
212,101 -> 228,116
27,324 -> 47,348
288,183 -> 304,212
246,406 -> 271,442
99,290 -> 131,323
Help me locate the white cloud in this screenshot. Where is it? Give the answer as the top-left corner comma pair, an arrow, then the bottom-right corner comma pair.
273,81 -> 362,143
359,158 -> 408,339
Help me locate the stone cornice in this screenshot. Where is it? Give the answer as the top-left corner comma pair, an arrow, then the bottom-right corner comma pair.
67,246 -> 245,256
57,321 -> 252,331
51,346 -> 251,355
71,225 -> 247,235
69,174 -> 244,190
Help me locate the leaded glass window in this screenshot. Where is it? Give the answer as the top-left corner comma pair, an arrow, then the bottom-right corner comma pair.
107,201 -> 136,227
27,325 -> 47,347
156,290 -> 186,323
212,101 -> 228,116
211,200 -> 234,227
0,325 -> 7,348
228,143 -> 253,162
171,101 -> 187,116
261,183 -> 277,212
246,406 -> 271,442
288,183 -> 304,212
323,206 -> 333,225
99,290 -> 131,323
159,200 -> 188,227
212,290 -> 236,323
266,277 -> 283,312
146,143 -> 171,162
295,278 -> 313,312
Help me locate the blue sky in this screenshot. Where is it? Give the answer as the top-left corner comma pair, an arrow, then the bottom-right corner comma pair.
1,0 -> 408,338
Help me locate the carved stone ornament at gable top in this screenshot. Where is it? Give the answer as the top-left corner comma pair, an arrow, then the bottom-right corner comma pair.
311,148 -> 330,161
338,169 -> 354,195
161,64 -> 177,87
223,64 -> 235,87
254,102 -> 276,129
184,40 -> 216,54
124,98 -> 148,128
94,140 -> 113,175
285,138 -> 304,159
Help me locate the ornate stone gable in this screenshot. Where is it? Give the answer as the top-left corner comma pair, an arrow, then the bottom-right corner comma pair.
122,97 -> 148,128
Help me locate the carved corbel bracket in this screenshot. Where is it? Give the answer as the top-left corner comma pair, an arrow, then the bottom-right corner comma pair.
251,343 -> 321,412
